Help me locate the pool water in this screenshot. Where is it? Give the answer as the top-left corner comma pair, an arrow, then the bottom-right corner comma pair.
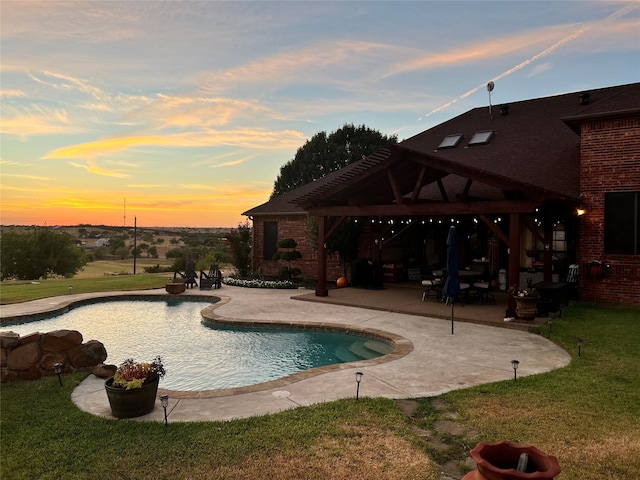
3,299 -> 392,391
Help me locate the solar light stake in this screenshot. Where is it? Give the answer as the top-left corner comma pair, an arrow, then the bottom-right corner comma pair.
160,395 -> 169,426
548,318 -> 552,334
68,285 -> 72,294
577,338 -> 583,358
511,360 -> 520,383
53,363 -> 63,386
355,372 -> 363,400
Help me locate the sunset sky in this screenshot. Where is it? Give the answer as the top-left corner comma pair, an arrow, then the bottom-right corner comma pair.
1,1 -> 638,228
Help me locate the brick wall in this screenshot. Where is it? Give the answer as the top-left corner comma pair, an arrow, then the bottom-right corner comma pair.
250,215 -> 342,281
578,116 -> 640,306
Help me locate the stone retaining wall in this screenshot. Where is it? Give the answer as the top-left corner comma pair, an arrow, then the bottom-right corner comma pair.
0,329 -> 108,383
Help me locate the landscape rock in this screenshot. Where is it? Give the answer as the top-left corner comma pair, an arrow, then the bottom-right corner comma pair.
18,332 -> 41,346
42,330 -> 83,352
0,332 -> 20,349
68,340 -> 107,368
7,342 -> 41,371
92,363 -> 117,378
40,352 -> 67,372
18,366 -> 42,381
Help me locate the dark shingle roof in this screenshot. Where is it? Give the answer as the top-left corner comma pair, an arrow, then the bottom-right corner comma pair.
245,82 -> 640,216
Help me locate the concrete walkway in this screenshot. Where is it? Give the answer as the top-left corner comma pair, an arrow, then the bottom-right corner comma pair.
2,285 -> 571,423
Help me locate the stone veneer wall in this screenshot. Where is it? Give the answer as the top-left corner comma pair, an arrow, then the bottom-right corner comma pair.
578,115 -> 640,306
0,329 -> 108,383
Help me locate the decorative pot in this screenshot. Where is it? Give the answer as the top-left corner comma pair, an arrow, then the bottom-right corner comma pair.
462,440 -> 561,480
105,376 -> 159,418
513,295 -> 540,320
165,282 -> 186,294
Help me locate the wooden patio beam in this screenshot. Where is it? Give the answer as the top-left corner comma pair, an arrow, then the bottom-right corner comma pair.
308,200 -> 539,217
478,214 -> 510,247
410,166 -> 427,203
387,170 -> 404,205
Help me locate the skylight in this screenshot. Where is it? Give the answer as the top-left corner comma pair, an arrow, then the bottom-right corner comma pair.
468,130 -> 494,146
437,134 -> 463,149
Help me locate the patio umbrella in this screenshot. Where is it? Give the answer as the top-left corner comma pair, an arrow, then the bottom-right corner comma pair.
443,225 -> 460,334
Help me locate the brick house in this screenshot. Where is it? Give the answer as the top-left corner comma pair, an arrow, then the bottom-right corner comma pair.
244,82 -> 640,307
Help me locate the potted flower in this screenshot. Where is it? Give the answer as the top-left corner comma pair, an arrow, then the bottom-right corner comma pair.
509,281 -> 540,320
104,356 -> 166,418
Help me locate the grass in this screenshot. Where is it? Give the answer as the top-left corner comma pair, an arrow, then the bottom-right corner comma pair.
0,259 -> 174,305
415,302 -> 640,479
1,275 -> 638,478
0,274 -> 170,304
0,376 -> 438,480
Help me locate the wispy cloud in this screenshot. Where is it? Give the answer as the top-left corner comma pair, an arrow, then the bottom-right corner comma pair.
0,105 -> 77,136
68,159 -> 129,178
197,40 -> 396,94
210,154 -> 257,168
1,173 -> 54,181
43,130 -> 305,161
0,89 -> 26,98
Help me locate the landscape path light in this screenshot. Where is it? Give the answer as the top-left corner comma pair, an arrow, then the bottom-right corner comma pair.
547,317 -> 552,334
511,360 -> 520,383
355,372 -> 363,400
161,395 -> 169,426
577,338 -> 583,358
53,363 -> 63,386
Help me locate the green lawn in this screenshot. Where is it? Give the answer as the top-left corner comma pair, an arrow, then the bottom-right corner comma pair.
1,277 -> 638,479
0,272 -> 170,304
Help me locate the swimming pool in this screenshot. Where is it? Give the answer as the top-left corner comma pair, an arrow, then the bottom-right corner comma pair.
2,298 -> 393,391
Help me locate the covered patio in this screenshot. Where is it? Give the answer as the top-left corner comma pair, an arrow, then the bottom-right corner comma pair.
289,93 -> 586,318
295,281 -> 551,332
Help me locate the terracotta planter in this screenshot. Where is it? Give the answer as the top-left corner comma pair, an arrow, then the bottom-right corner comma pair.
105,376 -> 159,418
462,441 -> 561,480
513,295 -> 540,320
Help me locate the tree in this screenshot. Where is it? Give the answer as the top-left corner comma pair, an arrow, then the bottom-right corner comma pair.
271,124 -> 397,197
0,228 -> 87,280
226,221 -> 252,278
109,236 -> 127,256
271,124 -> 394,277
272,238 -> 302,280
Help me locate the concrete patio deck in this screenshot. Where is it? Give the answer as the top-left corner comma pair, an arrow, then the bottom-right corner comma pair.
1,284 -> 571,423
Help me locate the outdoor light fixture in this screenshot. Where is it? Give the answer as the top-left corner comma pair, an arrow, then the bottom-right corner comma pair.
53,363 -> 63,386
548,318 -> 553,334
577,338 -> 583,358
355,372 -> 363,400
577,208 -> 586,216
511,360 -> 520,383
68,285 -> 72,294
160,395 -> 169,426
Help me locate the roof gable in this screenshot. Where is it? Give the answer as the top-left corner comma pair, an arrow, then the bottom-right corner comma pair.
245,82 -> 639,217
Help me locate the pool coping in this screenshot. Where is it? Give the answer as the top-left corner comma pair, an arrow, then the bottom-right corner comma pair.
2,291 -> 413,400
165,297 -> 413,399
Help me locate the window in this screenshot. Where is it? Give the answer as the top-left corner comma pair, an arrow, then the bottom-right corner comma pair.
468,130 -> 494,146
263,221 -> 278,260
437,134 -> 463,149
604,192 -> 640,255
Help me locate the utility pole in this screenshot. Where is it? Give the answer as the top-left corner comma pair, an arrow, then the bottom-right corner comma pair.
133,216 -> 137,275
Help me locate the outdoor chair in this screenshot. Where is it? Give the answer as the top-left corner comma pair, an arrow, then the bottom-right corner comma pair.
472,271 -> 497,305
200,265 -> 222,290
174,262 -> 198,289
444,280 -> 470,306
420,266 -> 444,301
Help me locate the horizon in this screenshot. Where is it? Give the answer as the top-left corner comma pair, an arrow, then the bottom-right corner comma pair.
1,1 -> 638,227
